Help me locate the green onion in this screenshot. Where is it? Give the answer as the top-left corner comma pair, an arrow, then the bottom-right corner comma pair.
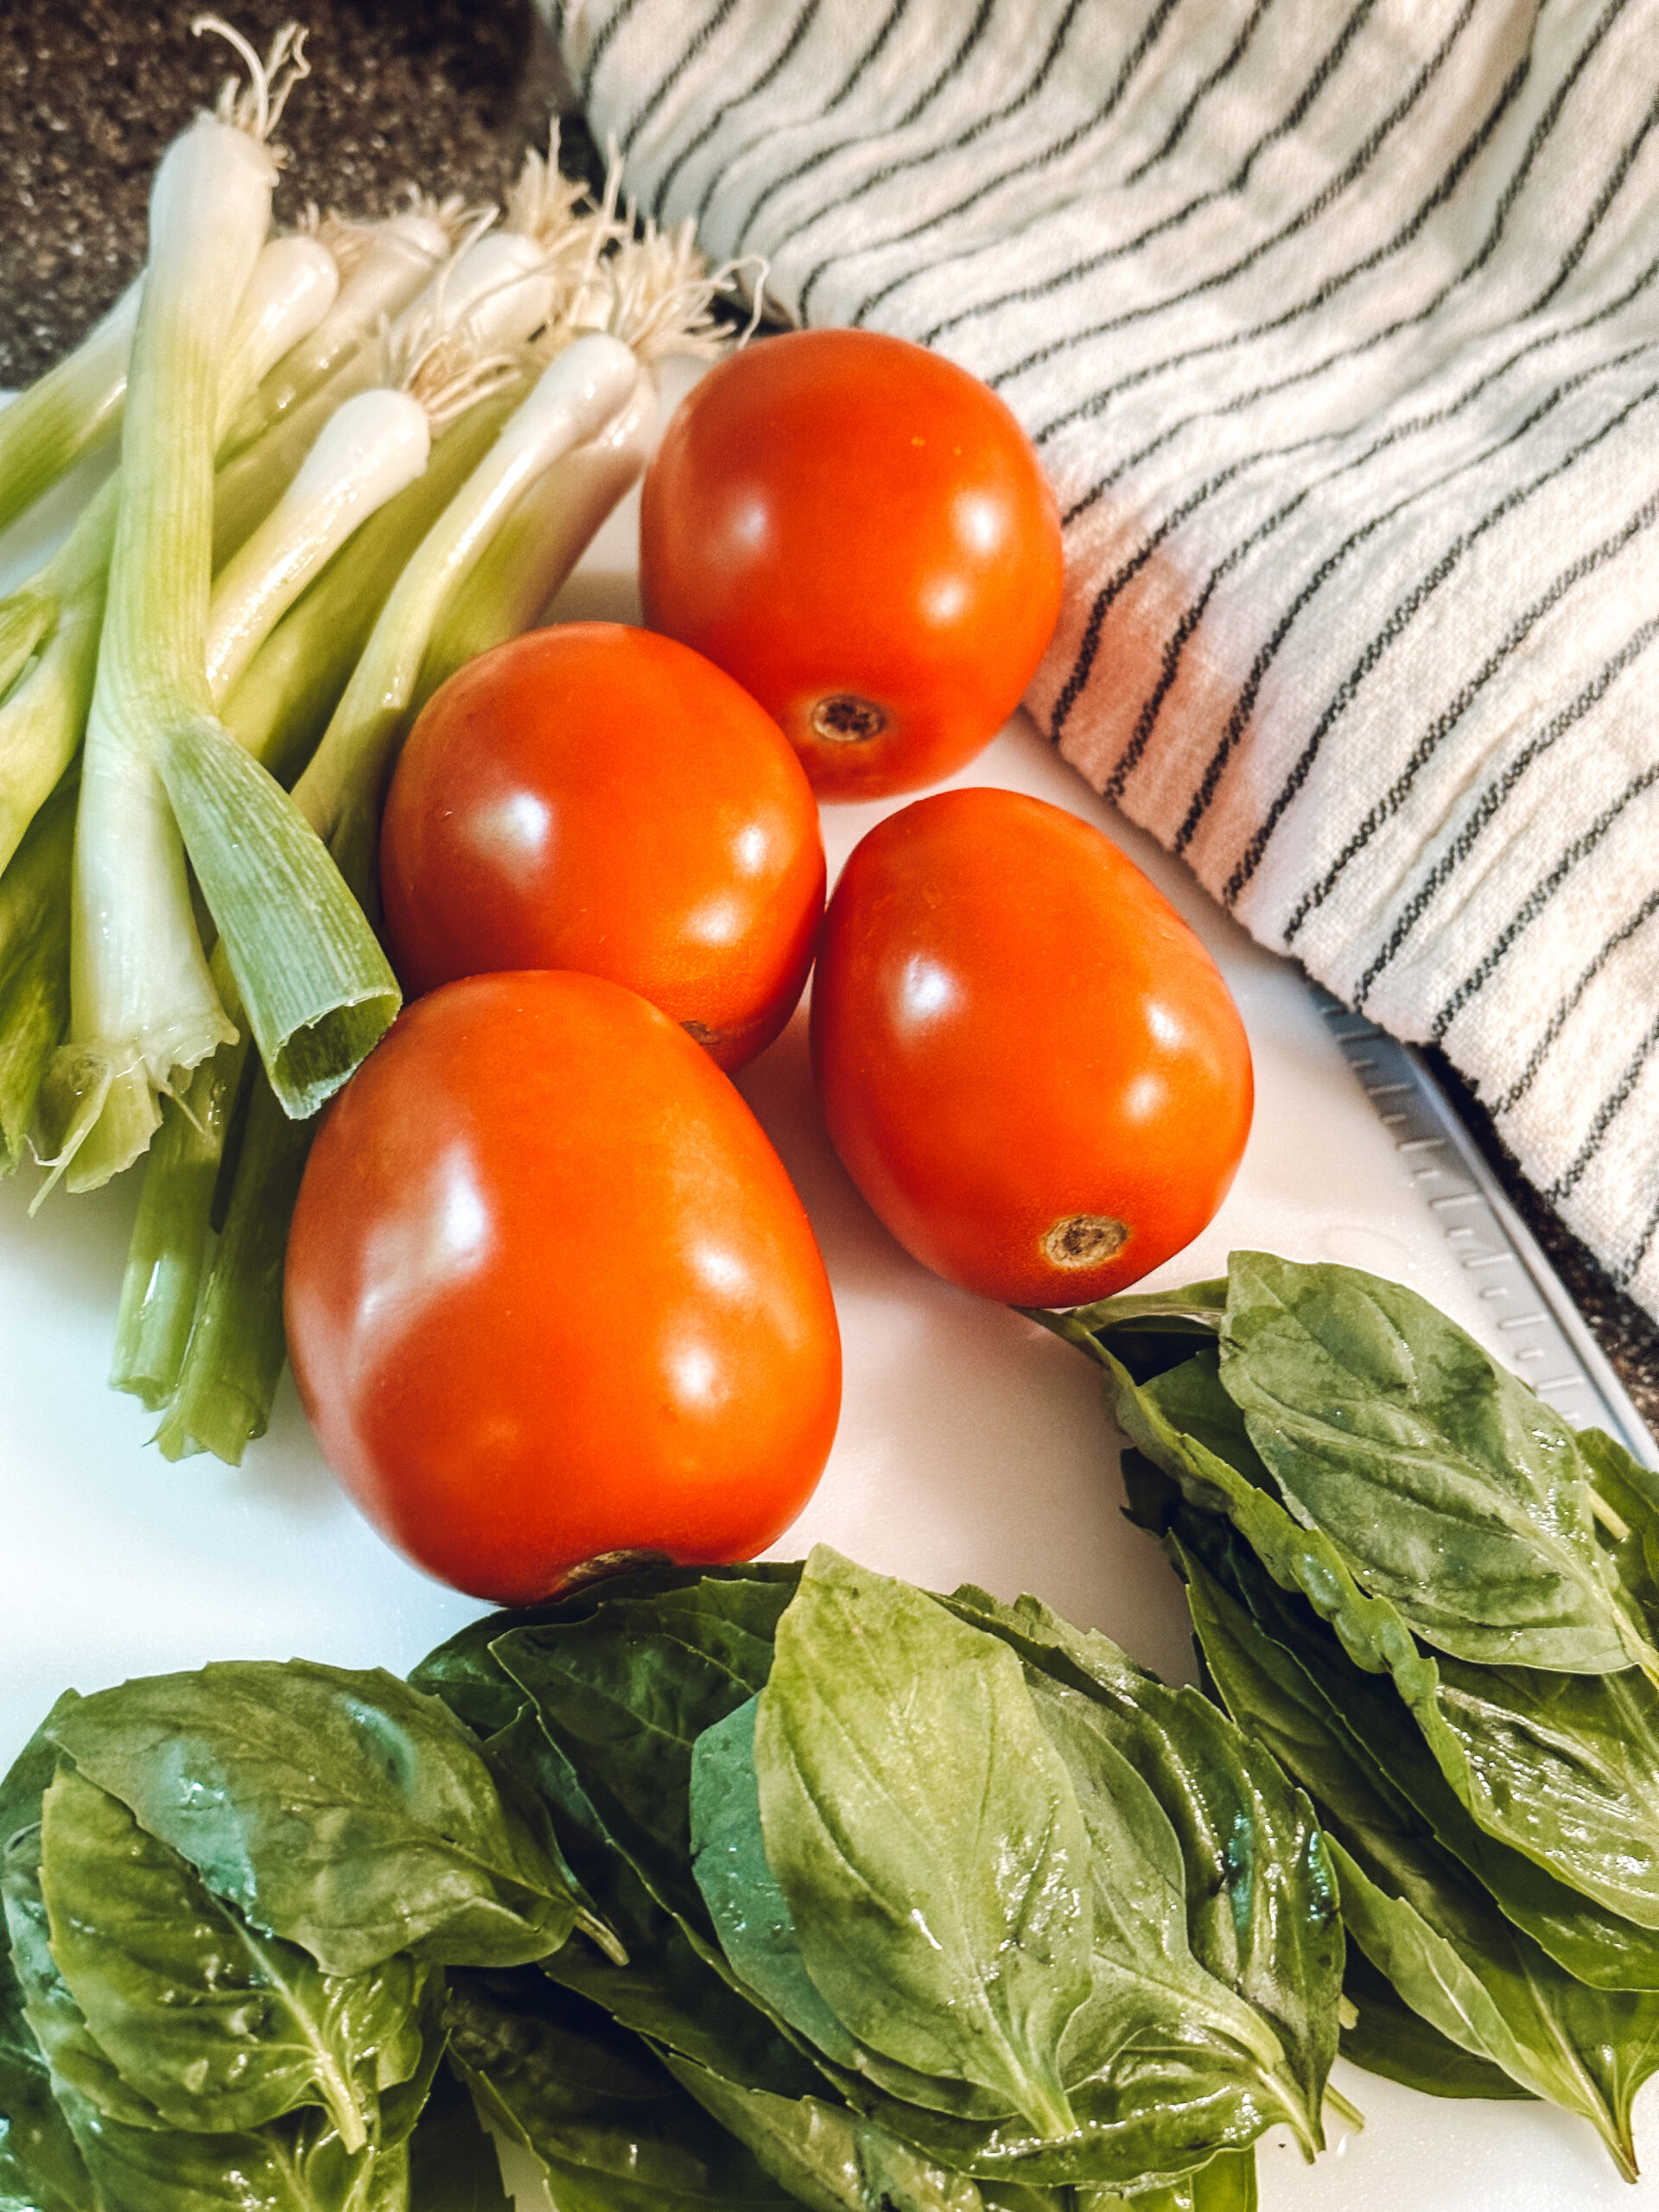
219,198 -> 461,455
295,329 -> 640,905
0,778 -> 74,1174
0,279 -> 138,545
206,386 -> 432,702
150,1061 -> 310,1463
41,22 -> 398,1195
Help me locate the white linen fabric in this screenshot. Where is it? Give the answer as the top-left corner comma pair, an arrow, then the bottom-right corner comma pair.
547,0 -> 1659,1319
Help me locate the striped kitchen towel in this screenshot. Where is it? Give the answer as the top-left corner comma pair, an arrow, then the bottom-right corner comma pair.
548,0 -> 1659,1323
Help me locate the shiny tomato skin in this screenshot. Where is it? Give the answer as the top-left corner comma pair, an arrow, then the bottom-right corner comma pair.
378,623 -> 825,1071
639,330 -> 1064,802
284,969 -> 842,1604
810,790 -> 1253,1306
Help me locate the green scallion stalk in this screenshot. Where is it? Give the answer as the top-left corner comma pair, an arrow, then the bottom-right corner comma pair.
0,777 -> 74,1173
205,385 -> 432,704
219,200 -> 458,455
109,397 -> 517,1409
0,226 -> 346,887
0,278 -> 139,546
111,975 -> 253,1408
416,369 -> 657,703
151,1060 -> 309,1463
44,51 -> 400,1195
218,389 -> 518,785
295,329 -> 639,906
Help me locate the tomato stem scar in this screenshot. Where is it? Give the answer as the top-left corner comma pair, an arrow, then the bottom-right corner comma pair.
810,694 -> 887,744
1042,1214 -> 1128,1268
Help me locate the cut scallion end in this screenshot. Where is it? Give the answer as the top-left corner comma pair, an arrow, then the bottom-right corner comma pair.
111,1039 -> 251,1408
156,716 -> 399,1117
153,1065 -> 312,1465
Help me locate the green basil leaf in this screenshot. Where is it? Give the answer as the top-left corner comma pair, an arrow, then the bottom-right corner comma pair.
1010,1673 -> 1311,2158
1185,1548 -> 1659,2176
2,1821 -> 163,2132
690,1698 -> 861,2073
1189,1508 -> 1659,1991
1218,1253 -> 1651,1674
1326,1840 -> 1653,2181
407,2063 -> 511,2212
46,1662 -> 582,1975
446,1970 -> 794,2211
1068,2151 -> 1257,2212
38,1763 -> 424,2146
1025,1280 -> 1227,1389
941,1586 -> 1341,2137
491,1612 -> 755,1937
753,1549 -> 1094,2137
808,2031 -> 1291,2194
1117,1351 -> 1659,1929
1579,1427 -> 1659,1648
1340,1944 -> 1531,2101
690,1699 -> 1013,2124
0,1897 -> 96,2212
482,1703 -> 817,2100
52,2082 -> 397,2212
659,2050 -> 1034,2212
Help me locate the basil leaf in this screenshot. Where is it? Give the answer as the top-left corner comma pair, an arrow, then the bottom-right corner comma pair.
37,1764 -> 424,2146
1190,1507 -> 1659,1991
1185,1547 -> 1659,2175
659,2050 -> 1035,2212
690,1699 -> 1013,2124
407,2063 -> 511,2212
45,1662 -> 582,1975
753,1549 -> 1094,2137
1327,1841 -> 1656,2183
690,1698 -> 861,2072
1218,1252 -> 1652,1674
2,1821 -> 163,2131
491,1613 -> 756,1936
482,1704 -> 817,2099
1027,1280 -> 1227,1388
446,1970 -> 795,2211
1117,1350 -> 1659,1929
1010,1674 -> 1311,2153
941,1586 -> 1341,2138
1340,1944 -> 1531,2101
1579,1427 -> 1659,1648
52,2082 -> 397,2212
0,1904 -> 95,2212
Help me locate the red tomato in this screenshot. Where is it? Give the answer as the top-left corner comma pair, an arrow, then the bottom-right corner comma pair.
379,623 -> 826,1071
810,790 -> 1253,1306
639,330 -> 1064,802
284,970 -> 842,1604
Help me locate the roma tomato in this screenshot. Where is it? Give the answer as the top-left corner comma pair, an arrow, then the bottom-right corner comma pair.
379,623 -> 825,1071
639,329 -> 1063,802
284,970 -> 842,1604
810,789 -> 1252,1306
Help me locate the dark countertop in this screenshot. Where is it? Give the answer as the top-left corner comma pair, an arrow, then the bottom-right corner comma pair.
6,0 -> 1656,1445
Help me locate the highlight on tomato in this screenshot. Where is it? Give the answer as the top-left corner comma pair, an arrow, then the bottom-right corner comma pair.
810,788 -> 1253,1306
284,969 -> 842,1604
379,622 -> 826,1071
639,329 -> 1065,802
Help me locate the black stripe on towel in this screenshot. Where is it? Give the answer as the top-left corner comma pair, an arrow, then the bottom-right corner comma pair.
1433,757 -> 1659,1050
1351,618 -> 1659,1009
1276,411 -> 1659,940
1493,888 -> 1659,1117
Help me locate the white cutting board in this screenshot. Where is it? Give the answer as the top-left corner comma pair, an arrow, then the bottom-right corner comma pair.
3,405 -> 1653,2209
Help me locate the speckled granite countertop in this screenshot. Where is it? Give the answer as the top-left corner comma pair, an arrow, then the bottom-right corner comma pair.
5,0 -> 1656,1443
